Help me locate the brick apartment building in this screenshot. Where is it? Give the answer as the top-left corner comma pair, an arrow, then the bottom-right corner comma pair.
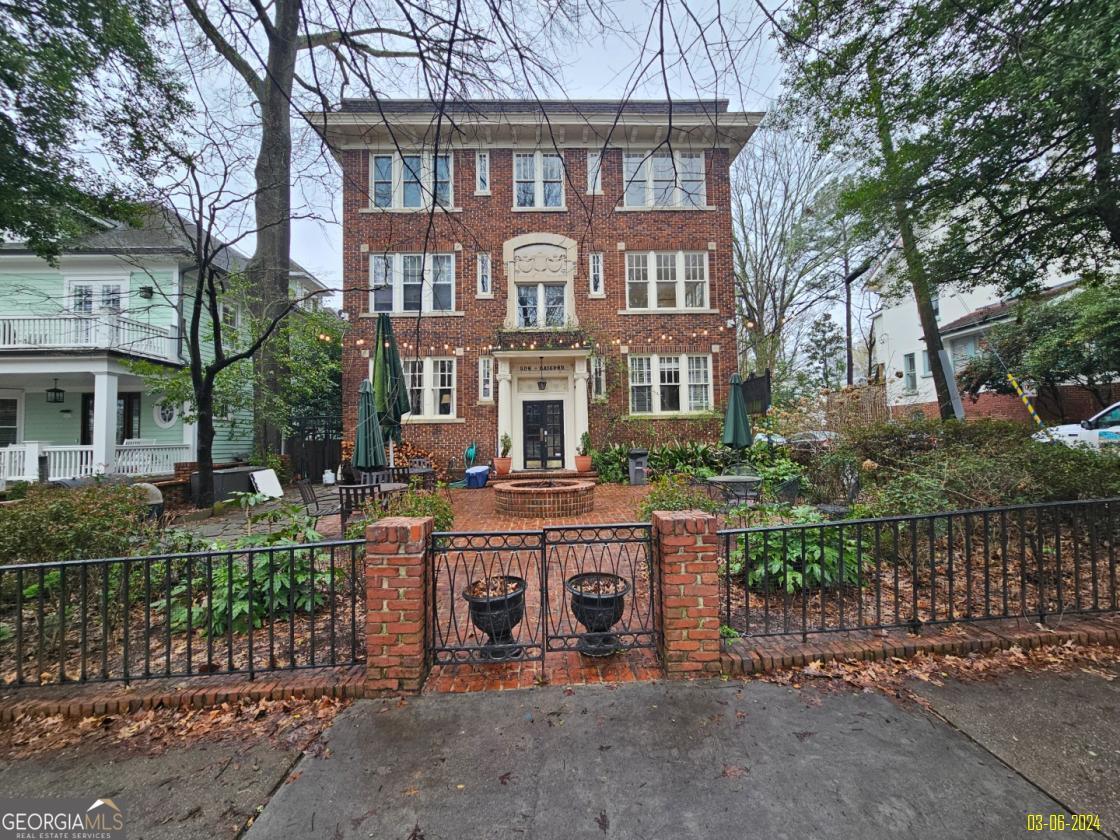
313,99 -> 760,470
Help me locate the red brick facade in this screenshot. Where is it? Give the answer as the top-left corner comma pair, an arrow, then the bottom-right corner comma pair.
338,139 -> 739,467
652,510 -> 723,678
893,384 -> 1120,424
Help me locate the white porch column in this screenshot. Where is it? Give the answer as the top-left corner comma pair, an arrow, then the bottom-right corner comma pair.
92,371 -> 118,474
573,361 -> 590,450
496,359 -> 512,456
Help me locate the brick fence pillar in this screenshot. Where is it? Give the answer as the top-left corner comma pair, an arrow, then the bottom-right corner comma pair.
652,510 -> 722,678
365,516 -> 433,695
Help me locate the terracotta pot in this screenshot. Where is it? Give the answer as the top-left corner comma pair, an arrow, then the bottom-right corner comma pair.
493,456 -> 512,476
574,454 -> 593,473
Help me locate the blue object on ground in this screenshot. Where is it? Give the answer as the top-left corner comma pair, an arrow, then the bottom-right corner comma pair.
465,465 -> 490,489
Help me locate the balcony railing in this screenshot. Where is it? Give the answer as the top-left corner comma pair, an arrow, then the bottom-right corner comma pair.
0,314 -> 177,362
0,443 -> 190,483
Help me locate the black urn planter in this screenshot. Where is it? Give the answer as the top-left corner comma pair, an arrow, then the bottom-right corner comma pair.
565,572 -> 631,657
462,576 -> 527,660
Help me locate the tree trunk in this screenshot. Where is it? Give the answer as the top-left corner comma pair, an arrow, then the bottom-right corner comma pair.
247,0 -> 300,457
868,64 -> 955,420
195,393 -> 217,508
843,250 -> 854,386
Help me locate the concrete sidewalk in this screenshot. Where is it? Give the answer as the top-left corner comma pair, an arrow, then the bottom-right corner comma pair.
246,680 -> 1074,840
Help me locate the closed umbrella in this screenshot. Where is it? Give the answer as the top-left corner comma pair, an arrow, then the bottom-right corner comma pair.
372,314 -> 410,465
353,378 -> 386,472
722,372 -> 753,457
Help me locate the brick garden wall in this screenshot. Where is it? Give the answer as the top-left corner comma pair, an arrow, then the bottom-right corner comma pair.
893,384 -> 1120,424
340,146 -> 737,465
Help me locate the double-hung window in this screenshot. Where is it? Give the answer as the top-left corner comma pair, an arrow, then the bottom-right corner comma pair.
401,357 -> 457,419
629,354 -> 712,414
590,355 -> 606,400
369,151 -> 454,209
625,252 -> 709,310
475,151 -> 490,194
368,253 -> 456,313
476,253 -> 492,297
903,353 -> 917,392
516,283 -> 567,327
478,356 -> 494,401
622,150 -> 706,208
586,150 -> 602,194
513,151 -> 565,209
588,252 -> 604,297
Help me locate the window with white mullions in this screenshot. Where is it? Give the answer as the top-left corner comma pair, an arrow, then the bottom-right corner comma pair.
401,357 -> 457,419
513,151 -> 565,209
586,150 -> 602,194
475,151 -> 490,194
625,251 -> 709,310
623,150 -> 706,208
591,355 -> 606,399
476,252 -> 492,297
588,252 -> 604,296
629,354 -> 712,414
369,151 -> 453,210
478,356 -> 494,401
367,253 -> 456,314
516,282 -> 567,328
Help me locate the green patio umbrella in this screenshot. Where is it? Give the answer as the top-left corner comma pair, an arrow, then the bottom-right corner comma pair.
353,378 -> 386,471
372,314 -> 410,465
722,372 -> 753,456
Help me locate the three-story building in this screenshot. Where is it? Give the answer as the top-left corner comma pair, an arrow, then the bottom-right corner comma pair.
314,99 -> 759,471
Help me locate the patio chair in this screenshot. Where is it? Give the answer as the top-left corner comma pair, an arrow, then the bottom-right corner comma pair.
389,466 -> 412,485
773,477 -> 801,505
408,456 -> 433,469
359,468 -> 391,486
297,478 -> 341,527
338,483 -> 382,527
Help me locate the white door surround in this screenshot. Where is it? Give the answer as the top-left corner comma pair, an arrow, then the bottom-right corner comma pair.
494,350 -> 590,471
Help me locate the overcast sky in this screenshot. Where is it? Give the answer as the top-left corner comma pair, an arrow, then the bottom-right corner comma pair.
285,2 -> 785,303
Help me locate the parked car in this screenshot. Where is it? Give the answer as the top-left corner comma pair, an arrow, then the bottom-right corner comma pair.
752,432 -> 787,447
1032,402 -> 1120,449
787,431 -> 839,453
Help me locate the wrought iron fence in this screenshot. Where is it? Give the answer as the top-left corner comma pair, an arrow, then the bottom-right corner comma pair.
428,524 -> 658,665
0,539 -> 366,687
719,498 -> 1119,640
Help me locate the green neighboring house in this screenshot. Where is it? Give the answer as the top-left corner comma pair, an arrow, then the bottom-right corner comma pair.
0,206 -> 326,485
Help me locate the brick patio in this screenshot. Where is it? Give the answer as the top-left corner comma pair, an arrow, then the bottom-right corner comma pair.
445,483 -> 652,531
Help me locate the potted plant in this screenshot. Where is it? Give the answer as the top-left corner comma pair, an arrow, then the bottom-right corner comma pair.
494,433 -> 513,475
462,575 -> 526,660
564,572 -> 630,657
575,431 -> 593,473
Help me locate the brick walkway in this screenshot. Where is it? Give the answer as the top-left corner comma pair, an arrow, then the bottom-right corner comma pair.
446,483 -> 652,531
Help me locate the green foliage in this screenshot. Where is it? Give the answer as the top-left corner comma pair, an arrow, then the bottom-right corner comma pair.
345,488 -> 455,538
0,0 -> 188,259
592,443 -> 629,484
499,433 -> 512,458
0,481 -> 28,501
727,506 -> 863,593
959,280 -> 1120,417
0,484 -> 151,564
636,476 -> 722,522
647,442 -> 729,478
577,431 -> 592,457
249,451 -> 291,485
745,440 -> 805,498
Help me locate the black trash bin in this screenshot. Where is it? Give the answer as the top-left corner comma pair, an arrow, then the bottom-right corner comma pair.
628,448 -> 649,485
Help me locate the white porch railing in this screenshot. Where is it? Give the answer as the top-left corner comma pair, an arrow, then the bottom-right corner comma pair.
0,314 -> 177,362
0,443 -> 189,484
114,444 -> 191,477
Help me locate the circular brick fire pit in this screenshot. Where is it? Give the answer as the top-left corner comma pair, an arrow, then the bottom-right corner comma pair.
493,478 -> 595,518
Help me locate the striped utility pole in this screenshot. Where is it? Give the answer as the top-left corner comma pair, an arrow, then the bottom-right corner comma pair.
1006,373 -> 1044,428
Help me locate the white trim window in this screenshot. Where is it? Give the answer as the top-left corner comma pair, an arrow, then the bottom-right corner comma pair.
590,355 -> 606,400
67,278 -> 124,315
153,402 -> 178,429
586,150 -> 603,194
368,253 -> 456,313
476,252 -> 492,297
622,150 -> 705,208
588,252 -> 604,297
513,151 -> 565,209
629,354 -> 712,414
903,353 -> 917,392
478,356 -> 494,402
0,393 -> 21,446
625,251 -> 709,310
475,150 -> 490,195
402,357 -> 457,419
369,151 -> 453,209
516,282 -> 567,328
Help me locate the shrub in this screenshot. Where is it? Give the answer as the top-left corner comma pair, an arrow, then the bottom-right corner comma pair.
345,487 -> 455,538
647,442 -> 730,477
0,480 -> 28,501
727,505 -> 863,593
0,483 -> 151,564
745,440 -> 804,498
592,443 -> 629,484
1020,442 -> 1120,501
636,476 -> 721,522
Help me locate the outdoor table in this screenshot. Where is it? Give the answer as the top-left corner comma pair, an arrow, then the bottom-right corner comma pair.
707,474 -> 762,507
378,481 -> 409,497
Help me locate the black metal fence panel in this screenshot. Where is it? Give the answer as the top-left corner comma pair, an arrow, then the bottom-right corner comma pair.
0,539 -> 366,687
718,498 -> 1119,640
